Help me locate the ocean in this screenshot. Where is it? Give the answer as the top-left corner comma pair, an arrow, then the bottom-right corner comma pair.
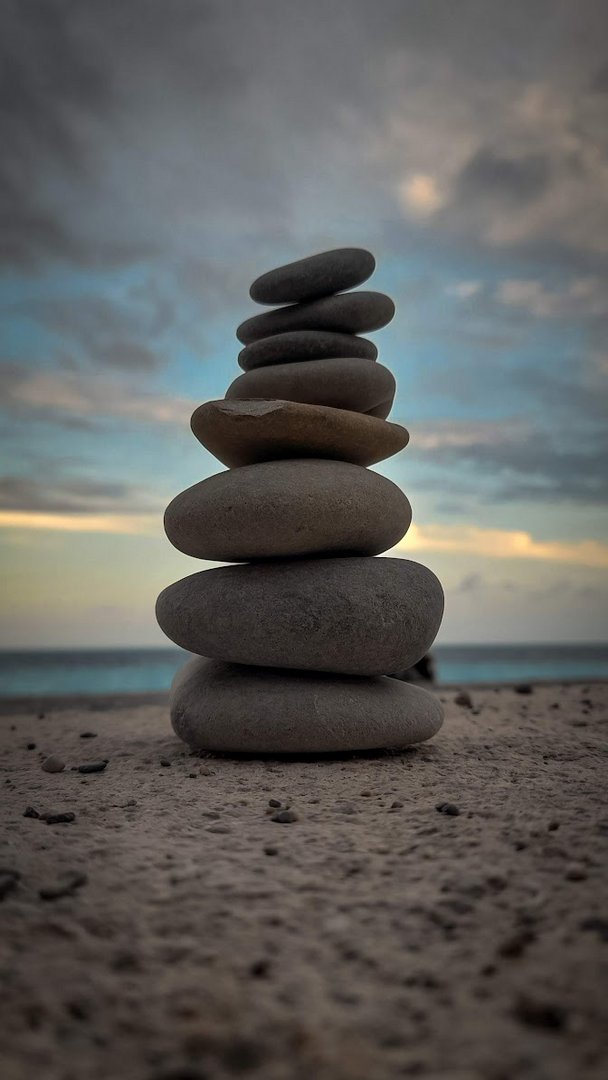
0,644 -> 606,697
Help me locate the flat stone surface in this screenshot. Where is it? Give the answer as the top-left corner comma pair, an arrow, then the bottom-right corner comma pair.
239,330 -> 378,370
191,399 -> 409,468
170,657 -> 443,752
249,247 -> 376,305
164,459 -> 411,561
156,557 -> 444,676
226,357 -> 395,418
237,291 -> 395,344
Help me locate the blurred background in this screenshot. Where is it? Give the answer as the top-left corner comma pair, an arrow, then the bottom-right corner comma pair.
1,0 -> 607,692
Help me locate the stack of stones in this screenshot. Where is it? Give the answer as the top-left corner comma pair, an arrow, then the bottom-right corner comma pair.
156,248 -> 445,753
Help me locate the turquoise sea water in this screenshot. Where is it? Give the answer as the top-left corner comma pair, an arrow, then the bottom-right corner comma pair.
0,644 -> 606,697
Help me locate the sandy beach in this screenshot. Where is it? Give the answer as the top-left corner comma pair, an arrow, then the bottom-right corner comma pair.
1,682 -> 607,1080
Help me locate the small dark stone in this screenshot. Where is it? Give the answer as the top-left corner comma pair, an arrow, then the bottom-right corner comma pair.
497,929 -> 536,958
579,916 -> 608,941
79,731 -> 97,739
268,798 -> 282,808
513,995 -> 567,1031
565,866 -> 587,881
24,806 -> 40,818
39,872 -> 87,901
38,712 -> 45,720
249,958 -> 270,977
264,845 -> 278,856
436,802 -> 460,817
390,800 -> 404,809
188,772 -> 197,778
454,690 -> 473,708
0,869 -> 20,900
514,684 -> 533,695
41,812 -> 76,824
160,757 -> 171,767
271,809 -> 298,823
77,760 -> 108,774
27,742 -> 36,750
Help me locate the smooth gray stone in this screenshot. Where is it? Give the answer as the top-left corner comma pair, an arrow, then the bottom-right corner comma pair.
249,248 -> 376,306
164,459 -> 411,561
237,291 -> 395,345
226,357 -> 395,418
238,331 -> 377,371
156,557 -> 444,676
170,657 -> 444,753
190,400 -> 409,468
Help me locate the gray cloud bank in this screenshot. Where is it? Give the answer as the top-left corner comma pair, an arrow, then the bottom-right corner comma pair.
1,0 -> 607,272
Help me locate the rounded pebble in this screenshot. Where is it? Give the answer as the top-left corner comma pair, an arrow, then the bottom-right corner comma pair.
249,248 -> 375,305
226,357 -> 395,418
238,330 -> 377,371
237,291 -> 395,345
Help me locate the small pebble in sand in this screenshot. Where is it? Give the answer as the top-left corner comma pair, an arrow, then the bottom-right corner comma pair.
39,872 -> 87,901
160,757 -> 171,767
436,802 -> 460,817
41,755 -> 65,773
268,798 -> 282,807
26,742 -> 36,750
513,994 -> 567,1031
264,845 -> 278,856
579,916 -> 608,941
79,731 -> 97,739
0,869 -> 20,900
454,690 -> 473,708
390,800 -> 403,809
271,809 -> 298,823
77,760 -> 108,774
41,812 -> 75,824
565,865 -> 588,882
514,683 -> 533,695
23,806 -> 40,818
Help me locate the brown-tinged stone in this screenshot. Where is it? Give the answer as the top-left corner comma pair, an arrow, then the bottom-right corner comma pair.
190,400 -> 408,468
249,248 -> 376,305
239,330 -> 377,370
164,459 -> 411,561
237,291 -> 395,344
226,357 -> 395,418
156,556 -> 444,676
170,657 -> 444,753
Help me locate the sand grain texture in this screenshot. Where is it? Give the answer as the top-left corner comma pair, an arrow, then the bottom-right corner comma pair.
1,683 -> 607,1079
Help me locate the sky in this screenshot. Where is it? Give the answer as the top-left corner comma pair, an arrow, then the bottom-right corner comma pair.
1,0 -> 607,648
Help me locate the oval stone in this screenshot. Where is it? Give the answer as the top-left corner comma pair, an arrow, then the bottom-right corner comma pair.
238,330 -> 378,371
164,459 -> 411,561
226,358 -> 395,418
156,557 -> 444,676
170,657 -> 444,753
190,400 -> 409,468
249,248 -> 376,306
237,291 -> 395,345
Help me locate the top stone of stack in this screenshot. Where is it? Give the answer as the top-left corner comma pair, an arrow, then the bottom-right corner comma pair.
249,247 -> 376,305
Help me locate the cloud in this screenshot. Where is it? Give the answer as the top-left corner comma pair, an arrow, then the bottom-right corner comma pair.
0,510 -> 159,536
456,147 -> 552,206
0,474 -> 162,515
393,522 -> 608,568
445,281 -> 482,299
496,277 -> 608,318
0,365 -> 196,427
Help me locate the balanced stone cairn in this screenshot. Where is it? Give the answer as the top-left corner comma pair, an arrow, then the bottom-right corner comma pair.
156,248 -> 445,753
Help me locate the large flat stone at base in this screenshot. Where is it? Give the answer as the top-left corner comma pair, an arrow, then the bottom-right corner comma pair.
170,656 -> 444,753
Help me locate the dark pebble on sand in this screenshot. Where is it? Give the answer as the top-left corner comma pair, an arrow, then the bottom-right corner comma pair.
436,802 -> 460,817
0,869 -> 20,900
513,994 -> 567,1031
249,958 -> 270,978
271,809 -> 298,823
268,798 -> 282,807
41,812 -> 75,824
39,872 -> 87,901
454,690 -> 473,708
77,760 -> 108,774
27,742 -> 36,750
579,916 -> 608,941
514,684 -> 533,695
79,731 -> 97,739
160,758 -> 171,767
24,806 -> 40,818
391,800 -> 404,809
497,929 -> 536,958
264,845 -> 278,856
